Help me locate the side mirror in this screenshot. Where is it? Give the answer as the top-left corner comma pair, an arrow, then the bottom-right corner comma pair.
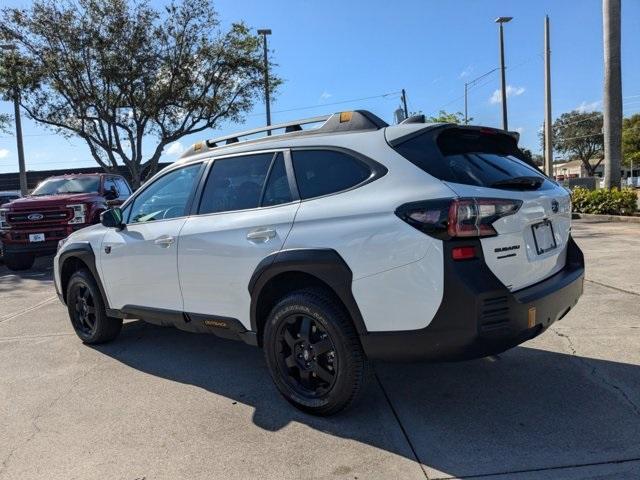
100,207 -> 125,230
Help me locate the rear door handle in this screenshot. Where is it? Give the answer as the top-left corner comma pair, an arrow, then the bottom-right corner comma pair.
154,235 -> 175,247
246,228 -> 276,243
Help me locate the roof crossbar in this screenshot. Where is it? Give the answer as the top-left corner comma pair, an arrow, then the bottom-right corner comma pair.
207,115 -> 330,147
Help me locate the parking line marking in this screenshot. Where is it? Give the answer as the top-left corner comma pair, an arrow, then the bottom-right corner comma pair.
0,296 -> 58,323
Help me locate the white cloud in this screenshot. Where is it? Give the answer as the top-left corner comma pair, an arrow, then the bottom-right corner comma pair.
489,85 -> 526,104
319,91 -> 332,101
515,126 -> 524,134
576,100 -> 601,113
459,65 -> 474,79
165,141 -> 185,156
0,148 -> 9,159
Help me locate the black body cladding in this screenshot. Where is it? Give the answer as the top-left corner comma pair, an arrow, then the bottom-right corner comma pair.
360,236 -> 585,362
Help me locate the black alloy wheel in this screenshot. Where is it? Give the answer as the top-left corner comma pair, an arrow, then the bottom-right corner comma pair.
66,269 -> 122,344
264,288 -> 369,416
71,283 -> 97,336
276,313 -> 338,397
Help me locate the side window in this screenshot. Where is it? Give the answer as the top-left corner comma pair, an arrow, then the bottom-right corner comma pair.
127,164 -> 201,224
291,150 -> 371,200
103,177 -> 117,195
199,153 -> 273,214
261,153 -> 292,206
115,178 -> 132,198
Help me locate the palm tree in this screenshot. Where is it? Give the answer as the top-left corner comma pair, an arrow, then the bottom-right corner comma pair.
602,0 -> 622,189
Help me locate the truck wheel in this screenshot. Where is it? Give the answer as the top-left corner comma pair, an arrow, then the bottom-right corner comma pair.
4,253 -> 35,271
66,269 -> 122,344
263,288 -> 369,416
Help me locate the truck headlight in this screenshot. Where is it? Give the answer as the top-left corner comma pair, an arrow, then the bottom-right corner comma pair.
67,204 -> 87,224
0,209 -> 8,230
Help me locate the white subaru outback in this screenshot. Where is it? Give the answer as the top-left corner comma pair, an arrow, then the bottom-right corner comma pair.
54,110 -> 584,415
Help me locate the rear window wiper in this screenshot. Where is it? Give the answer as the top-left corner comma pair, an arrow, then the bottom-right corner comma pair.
490,176 -> 543,190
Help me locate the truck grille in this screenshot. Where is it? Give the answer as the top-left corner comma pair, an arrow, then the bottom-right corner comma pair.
8,208 -> 72,227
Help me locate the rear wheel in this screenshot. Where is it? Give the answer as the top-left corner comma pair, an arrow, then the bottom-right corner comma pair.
264,289 -> 368,416
66,269 -> 122,344
4,253 -> 35,271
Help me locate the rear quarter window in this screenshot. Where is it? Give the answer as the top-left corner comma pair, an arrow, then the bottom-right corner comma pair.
393,128 -> 550,189
291,150 -> 372,200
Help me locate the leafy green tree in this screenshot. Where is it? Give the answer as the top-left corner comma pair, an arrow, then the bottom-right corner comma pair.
552,110 -> 604,176
426,110 -> 468,124
622,114 -> 640,167
0,0 -> 279,187
0,113 -> 10,134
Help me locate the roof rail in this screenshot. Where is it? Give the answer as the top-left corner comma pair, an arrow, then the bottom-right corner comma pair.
206,115 -> 330,147
181,110 -> 389,159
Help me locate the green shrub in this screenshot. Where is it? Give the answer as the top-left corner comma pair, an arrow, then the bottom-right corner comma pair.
571,187 -> 637,215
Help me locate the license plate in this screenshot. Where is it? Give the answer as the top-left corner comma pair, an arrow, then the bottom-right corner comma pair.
29,233 -> 45,243
531,220 -> 556,255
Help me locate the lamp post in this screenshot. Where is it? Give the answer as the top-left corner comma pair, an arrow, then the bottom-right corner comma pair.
257,29 -> 272,134
495,17 -> 512,131
1,43 -> 27,195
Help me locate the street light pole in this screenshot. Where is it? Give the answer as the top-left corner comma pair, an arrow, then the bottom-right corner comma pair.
495,17 -> 513,131
1,44 -> 27,195
257,29 -> 272,135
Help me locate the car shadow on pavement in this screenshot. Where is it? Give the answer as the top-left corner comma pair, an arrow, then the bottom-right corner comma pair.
0,256 -> 55,293
94,320 -> 640,478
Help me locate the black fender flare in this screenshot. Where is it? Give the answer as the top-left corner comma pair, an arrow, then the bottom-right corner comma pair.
248,248 -> 367,335
58,242 -> 109,308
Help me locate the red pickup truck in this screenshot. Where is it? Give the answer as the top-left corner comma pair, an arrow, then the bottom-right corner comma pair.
0,173 -> 131,271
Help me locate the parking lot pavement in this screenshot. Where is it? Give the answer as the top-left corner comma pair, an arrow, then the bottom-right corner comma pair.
1,220 -> 639,480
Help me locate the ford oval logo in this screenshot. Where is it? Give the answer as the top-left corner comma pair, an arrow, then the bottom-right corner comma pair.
28,213 -> 44,221
551,200 -> 559,213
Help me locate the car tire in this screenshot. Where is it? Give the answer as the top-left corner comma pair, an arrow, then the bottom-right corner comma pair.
66,269 -> 122,344
263,288 -> 369,416
4,253 -> 35,271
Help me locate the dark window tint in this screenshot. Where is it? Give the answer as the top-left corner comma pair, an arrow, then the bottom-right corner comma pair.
103,177 -> 117,196
115,178 -> 131,198
262,153 -> 292,206
292,150 -> 371,199
199,153 -> 273,214
393,128 -> 549,189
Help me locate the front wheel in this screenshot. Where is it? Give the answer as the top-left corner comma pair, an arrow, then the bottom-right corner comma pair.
66,269 -> 122,344
263,289 -> 369,416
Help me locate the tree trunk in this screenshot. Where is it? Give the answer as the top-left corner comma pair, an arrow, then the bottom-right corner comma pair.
602,0 -> 622,189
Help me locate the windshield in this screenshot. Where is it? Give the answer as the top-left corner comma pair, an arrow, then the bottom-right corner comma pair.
31,177 -> 100,196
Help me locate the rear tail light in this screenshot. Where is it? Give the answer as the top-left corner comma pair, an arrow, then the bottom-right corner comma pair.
67,204 -> 87,224
396,198 -> 522,240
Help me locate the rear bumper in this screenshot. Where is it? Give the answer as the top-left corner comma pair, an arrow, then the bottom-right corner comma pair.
360,236 -> 584,362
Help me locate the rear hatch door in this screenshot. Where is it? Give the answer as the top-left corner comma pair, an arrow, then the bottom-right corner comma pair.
390,125 -> 571,291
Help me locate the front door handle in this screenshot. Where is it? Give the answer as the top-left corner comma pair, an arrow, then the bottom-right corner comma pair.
154,235 -> 175,248
246,228 -> 276,243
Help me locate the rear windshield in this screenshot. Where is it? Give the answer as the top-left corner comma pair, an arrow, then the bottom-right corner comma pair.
31,177 -> 100,196
393,128 -> 550,190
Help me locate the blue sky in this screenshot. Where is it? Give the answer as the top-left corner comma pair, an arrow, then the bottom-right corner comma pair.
1,0 -> 639,174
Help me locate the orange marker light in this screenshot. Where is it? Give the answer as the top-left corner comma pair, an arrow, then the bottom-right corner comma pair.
339,111 -> 353,123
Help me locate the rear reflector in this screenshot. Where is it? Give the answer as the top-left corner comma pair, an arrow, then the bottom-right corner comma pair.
452,246 -> 476,261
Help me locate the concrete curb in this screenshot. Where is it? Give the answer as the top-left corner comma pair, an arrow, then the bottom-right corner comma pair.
572,213 -> 640,223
